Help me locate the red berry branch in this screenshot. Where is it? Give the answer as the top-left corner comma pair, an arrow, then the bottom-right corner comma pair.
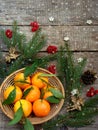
5,29 -> 13,38
30,21 -> 39,32
86,87 -> 98,97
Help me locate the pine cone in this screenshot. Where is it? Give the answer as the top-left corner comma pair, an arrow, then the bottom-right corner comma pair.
81,70 -> 97,85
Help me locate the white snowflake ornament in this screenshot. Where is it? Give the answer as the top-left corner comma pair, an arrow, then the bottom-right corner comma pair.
71,89 -> 79,96
64,36 -> 69,41
49,16 -> 54,22
86,20 -> 92,25
77,57 -> 83,63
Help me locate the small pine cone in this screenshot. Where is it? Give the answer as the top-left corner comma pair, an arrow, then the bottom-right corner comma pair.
81,70 -> 97,85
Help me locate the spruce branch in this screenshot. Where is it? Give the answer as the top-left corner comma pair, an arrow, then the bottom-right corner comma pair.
57,42 -> 87,95
84,95 -> 98,107
0,30 -> 11,49
7,56 -> 24,75
56,46 -> 66,85
24,28 -> 46,59
43,113 -> 93,129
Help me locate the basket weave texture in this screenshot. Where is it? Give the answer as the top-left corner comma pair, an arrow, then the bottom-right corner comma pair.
0,67 -> 65,124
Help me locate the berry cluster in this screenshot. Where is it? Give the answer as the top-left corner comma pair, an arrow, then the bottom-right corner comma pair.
46,45 -> 57,54
30,21 -> 39,32
5,29 -> 13,38
47,65 -> 56,74
86,87 -> 98,97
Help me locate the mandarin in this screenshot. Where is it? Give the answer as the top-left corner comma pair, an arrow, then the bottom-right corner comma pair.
31,72 -> 48,89
43,91 -> 53,99
14,99 -> 33,117
4,85 -> 22,103
33,99 -> 51,117
24,85 -> 40,102
14,72 -> 31,89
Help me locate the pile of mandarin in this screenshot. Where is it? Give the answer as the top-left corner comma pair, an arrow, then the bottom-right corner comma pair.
3,71 -> 60,118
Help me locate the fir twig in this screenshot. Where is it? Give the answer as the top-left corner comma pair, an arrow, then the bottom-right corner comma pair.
24,28 -> 46,59
84,94 -> 98,107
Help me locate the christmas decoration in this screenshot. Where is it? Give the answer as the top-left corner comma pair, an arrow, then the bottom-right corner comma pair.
5,47 -> 19,63
49,16 -> 54,22
0,21 -> 57,79
5,29 -> 13,38
86,19 -> 92,25
67,95 -> 84,112
71,89 -> 79,96
30,21 -> 39,32
81,70 -> 97,85
46,45 -> 57,54
47,65 -> 56,74
86,87 -> 95,97
64,36 -> 69,41
86,87 -> 98,97
94,90 -> 98,95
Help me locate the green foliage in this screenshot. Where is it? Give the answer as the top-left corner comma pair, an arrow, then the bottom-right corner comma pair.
24,60 -> 39,77
23,87 -> 32,98
43,42 -> 98,129
46,96 -> 60,104
8,105 -> 23,125
49,87 -> 64,99
24,28 -> 46,58
24,118 -> 34,130
0,21 -> 57,79
57,42 -> 87,95
43,105 -> 98,129
3,87 -> 16,105
0,56 -> 8,79
84,94 -> 98,107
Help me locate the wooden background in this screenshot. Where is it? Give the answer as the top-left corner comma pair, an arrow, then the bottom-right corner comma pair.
0,0 -> 98,130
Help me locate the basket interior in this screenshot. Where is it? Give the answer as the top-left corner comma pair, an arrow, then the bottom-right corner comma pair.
0,68 -> 65,124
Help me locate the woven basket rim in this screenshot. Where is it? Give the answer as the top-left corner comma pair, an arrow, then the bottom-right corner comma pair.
0,67 -> 65,124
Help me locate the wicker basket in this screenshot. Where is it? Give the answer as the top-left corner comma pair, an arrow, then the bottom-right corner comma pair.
0,67 -> 65,125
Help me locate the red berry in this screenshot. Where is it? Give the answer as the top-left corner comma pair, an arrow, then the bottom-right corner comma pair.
86,91 -> 90,97
94,90 -> 98,95
31,26 -> 39,32
86,91 -> 94,97
89,87 -> 95,92
30,22 -> 34,26
30,21 -> 39,27
46,45 -> 57,54
30,21 -> 39,32
90,92 -> 95,97
5,29 -> 12,38
86,87 -> 95,97
47,65 -> 56,74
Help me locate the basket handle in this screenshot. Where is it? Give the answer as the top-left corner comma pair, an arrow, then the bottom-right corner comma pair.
0,87 -> 2,109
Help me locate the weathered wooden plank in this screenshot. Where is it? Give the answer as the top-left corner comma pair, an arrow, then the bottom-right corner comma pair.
0,109 -> 22,130
69,127 -> 98,130
0,0 -> 97,25
0,26 -> 98,51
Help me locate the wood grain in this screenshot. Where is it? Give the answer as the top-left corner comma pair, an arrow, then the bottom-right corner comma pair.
0,0 -> 98,130
0,0 -> 97,25
0,26 -> 98,51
